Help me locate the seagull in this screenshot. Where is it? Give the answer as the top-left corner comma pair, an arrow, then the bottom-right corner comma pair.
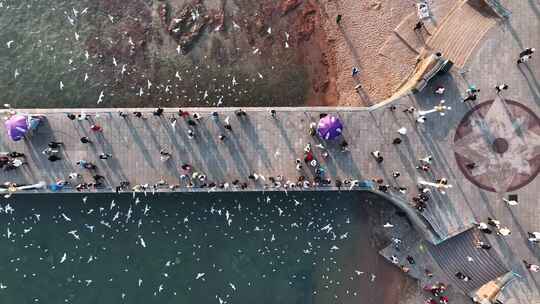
143,204 -> 150,216
285,41 -> 290,48
467,256 -> 474,262
383,222 -> 394,228
195,273 -> 205,280
84,73 -> 89,82
339,232 -> 349,239
330,245 -> 339,251
85,50 -> 90,60
97,91 -> 104,104
61,213 -> 72,222
0,283 -> 7,289
138,236 -> 146,248
270,234 -> 275,242
176,45 -> 181,54
267,27 -> 271,34
232,77 -> 237,86
126,206 -> 132,223
158,284 -> 163,292
147,79 -> 152,90
14,69 -> 19,79
6,228 -> 12,239
175,71 -> 181,80
121,64 -> 127,75
138,278 -> 143,287
68,230 -> 80,240
82,196 -> 87,203
277,207 -> 283,216
108,15 -> 114,23
112,57 -> 117,66
81,8 -> 88,15
23,227 -> 32,233
137,87 -> 143,96
503,198 -> 518,206
66,16 -> 75,26
72,8 -> 79,16
284,32 -> 290,40
257,72 -> 264,79
229,282 -> 236,291
84,224 -> 95,232
110,200 -> 116,210
232,21 -> 240,29
60,253 -> 67,263
74,32 -> 80,41
354,270 -> 364,276
59,81 -> 64,90
112,211 -> 120,222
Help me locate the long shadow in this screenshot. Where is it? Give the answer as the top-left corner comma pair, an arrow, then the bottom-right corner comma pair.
529,0 -> 540,18
240,116 -> 273,170
124,120 -> 156,170
504,22 -> 524,51
518,64 -> 540,103
194,121 -> 228,182
337,26 -> 362,68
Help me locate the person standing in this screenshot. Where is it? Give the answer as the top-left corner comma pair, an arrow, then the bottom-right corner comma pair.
413,21 -> 424,31
495,84 -> 508,93
523,260 -> 539,272
336,14 -> 342,25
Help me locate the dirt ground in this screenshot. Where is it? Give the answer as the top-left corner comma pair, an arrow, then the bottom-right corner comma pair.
72,0 -> 427,108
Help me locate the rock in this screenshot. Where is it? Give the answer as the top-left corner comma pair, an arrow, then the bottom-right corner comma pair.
280,0 -> 303,16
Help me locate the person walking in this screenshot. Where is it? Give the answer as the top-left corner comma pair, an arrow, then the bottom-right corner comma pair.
99,153 -> 112,160
48,141 -> 63,148
352,67 -> 359,77
90,124 -> 102,132
517,54 -> 532,64
475,241 -> 491,250
392,171 -> 401,178
463,93 -> 477,103
270,109 -> 276,118
336,14 -> 342,25
80,136 -> 91,144
413,21 -> 424,31
153,107 -> 164,116
371,151 -> 384,163
224,116 -> 232,131
523,260 -> 539,272
133,111 -> 143,118
519,48 -> 535,57
392,138 -> 402,145
495,84 -> 508,93
48,154 -> 61,162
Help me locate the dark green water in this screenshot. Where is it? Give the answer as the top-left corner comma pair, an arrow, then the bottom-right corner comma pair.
0,0 -> 308,108
0,192 -> 405,304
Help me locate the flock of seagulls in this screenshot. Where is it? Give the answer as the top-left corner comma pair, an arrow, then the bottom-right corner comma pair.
2,2 -> 297,108
0,193 -> 400,302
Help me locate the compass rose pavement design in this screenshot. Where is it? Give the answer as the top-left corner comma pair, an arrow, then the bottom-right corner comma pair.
453,97 -> 540,193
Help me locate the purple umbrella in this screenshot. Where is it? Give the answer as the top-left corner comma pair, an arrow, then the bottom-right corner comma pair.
5,115 -> 29,141
317,115 -> 343,140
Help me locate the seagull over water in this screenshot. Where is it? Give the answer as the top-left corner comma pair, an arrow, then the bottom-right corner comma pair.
6,40 -> 14,48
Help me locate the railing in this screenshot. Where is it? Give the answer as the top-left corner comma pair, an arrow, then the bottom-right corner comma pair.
482,0 -> 511,18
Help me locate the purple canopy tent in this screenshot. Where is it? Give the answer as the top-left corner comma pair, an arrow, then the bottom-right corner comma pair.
317,115 -> 343,140
5,114 -> 43,141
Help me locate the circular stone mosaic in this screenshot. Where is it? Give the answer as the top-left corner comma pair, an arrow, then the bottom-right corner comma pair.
453,97 -> 540,193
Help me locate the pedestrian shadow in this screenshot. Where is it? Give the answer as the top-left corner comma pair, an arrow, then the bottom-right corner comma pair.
338,26 -> 362,69
518,64 -> 540,104
194,122 -> 229,182
124,120 -> 156,170
529,0 -> 540,18
239,116 -> 273,170
504,22 -> 525,51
